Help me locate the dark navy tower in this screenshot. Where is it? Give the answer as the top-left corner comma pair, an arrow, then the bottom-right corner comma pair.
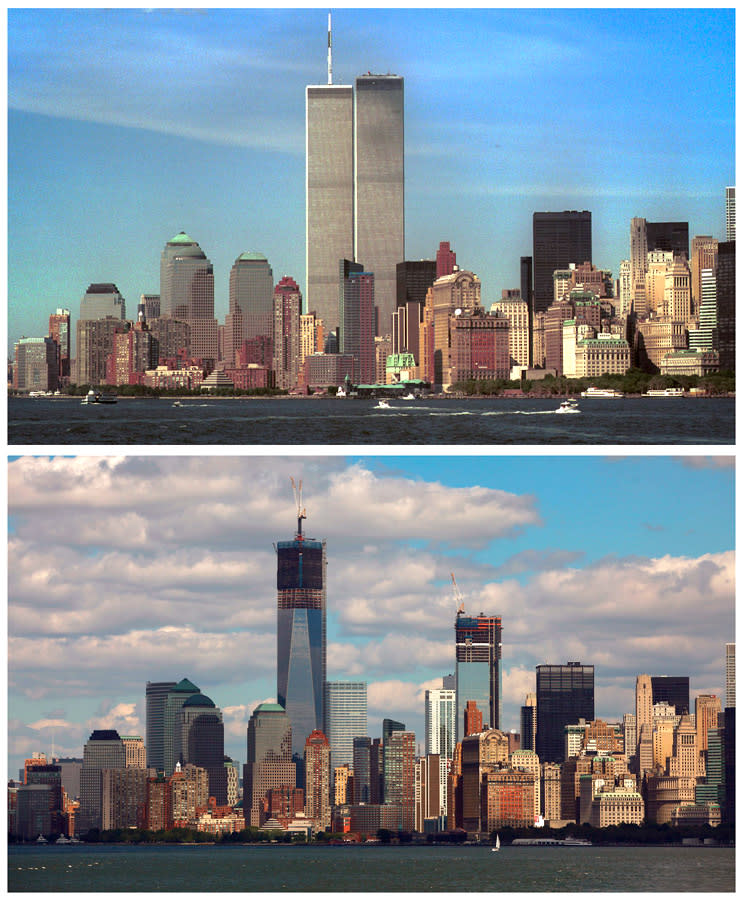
276,479 -> 327,758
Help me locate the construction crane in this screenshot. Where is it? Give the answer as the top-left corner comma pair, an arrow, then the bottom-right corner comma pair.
451,572 -> 465,615
290,476 -> 307,539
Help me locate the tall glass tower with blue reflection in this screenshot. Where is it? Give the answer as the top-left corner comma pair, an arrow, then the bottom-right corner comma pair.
455,612 -> 502,743
276,505 -> 327,758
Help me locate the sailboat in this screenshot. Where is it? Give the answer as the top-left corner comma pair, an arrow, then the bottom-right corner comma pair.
491,834 -> 500,852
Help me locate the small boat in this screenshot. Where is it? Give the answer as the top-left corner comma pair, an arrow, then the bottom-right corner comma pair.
555,398 -> 580,414
336,387 -> 347,398
172,400 -> 183,407
375,399 -> 391,409
580,386 -> 624,398
492,834 -> 500,852
401,392 -> 416,400
36,833 -> 48,843
56,834 -> 71,844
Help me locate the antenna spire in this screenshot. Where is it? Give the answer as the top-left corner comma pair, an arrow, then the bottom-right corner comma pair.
290,477 -> 307,540
327,11 -> 333,85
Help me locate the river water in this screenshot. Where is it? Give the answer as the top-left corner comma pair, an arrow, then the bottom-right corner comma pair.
7,396 -> 735,445
7,843 -> 735,893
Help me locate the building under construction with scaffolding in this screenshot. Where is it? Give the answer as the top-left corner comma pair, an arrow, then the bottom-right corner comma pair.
276,481 -> 327,759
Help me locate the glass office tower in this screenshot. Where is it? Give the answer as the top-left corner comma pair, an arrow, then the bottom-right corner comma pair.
454,613 -> 502,743
277,510 -> 327,758
536,661 -> 595,763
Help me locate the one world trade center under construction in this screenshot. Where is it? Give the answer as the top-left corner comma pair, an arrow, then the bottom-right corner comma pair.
276,480 -> 327,759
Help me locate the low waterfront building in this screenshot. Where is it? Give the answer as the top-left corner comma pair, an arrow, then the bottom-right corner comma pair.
660,349 -> 720,377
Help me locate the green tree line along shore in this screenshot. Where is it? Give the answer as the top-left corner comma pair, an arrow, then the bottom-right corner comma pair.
10,821 -> 734,846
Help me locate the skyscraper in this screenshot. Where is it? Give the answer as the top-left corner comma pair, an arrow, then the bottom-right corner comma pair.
520,692 -> 537,753
532,211 -> 592,314
244,702 -> 295,828
305,47 -> 354,335
726,186 -> 735,241
79,730 -> 125,833
454,611 -> 502,743
224,252 -> 275,366
162,678 -> 201,776
159,232 -> 217,364
651,676 -> 689,715
354,73 -> 405,336
273,276 -> 302,391
535,662 -> 594,764
726,643 -> 736,707
304,729 -> 331,831
305,21 -> 404,339
340,260 -> 376,383
425,686 -> 456,762
716,242 -> 736,371
324,681 -> 367,771
277,496 -> 327,757
80,283 -> 126,321
635,673 -> 653,761
146,680 -> 176,772
179,693 -> 227,805
383,730 -> 415,831
48,308 -> 71,378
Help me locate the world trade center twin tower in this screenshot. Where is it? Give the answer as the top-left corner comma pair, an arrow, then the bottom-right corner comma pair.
306,39 -> 404,345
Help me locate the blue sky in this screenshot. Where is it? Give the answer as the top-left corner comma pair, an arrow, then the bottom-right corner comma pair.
7,455 -> 734,778
8,7 -> 735,354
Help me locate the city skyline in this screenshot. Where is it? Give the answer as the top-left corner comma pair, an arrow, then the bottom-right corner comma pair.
8,455 -> 733,779
8,7 -> 734,354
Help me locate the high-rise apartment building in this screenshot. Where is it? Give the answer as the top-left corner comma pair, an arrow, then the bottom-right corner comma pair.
425,686 -> 456,761
454,611 -> 502,743
159,232 -> 217,364
532,211 -> 592,314
324,681 -> 367,771
305,27 -> 404,340
48,308 -> 71,378
535,662 -> 594,764
273,276 -> 302,391
74,317 -> 122,386
383,730 -> 416,832
79,730 -> 125,833
277,505 -> 327,757
726,186 -> 735,240
224,252 -> 274,366
244,702 -> 295,828
13,337 -> 59,392
726,643 -> 735,707
690,236 -> 718,313
340,260 -> 376,383
304,729 -> 331,831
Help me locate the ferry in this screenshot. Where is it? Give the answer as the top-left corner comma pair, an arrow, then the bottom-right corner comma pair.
580,386 -> 624,398
81,389 -> 118,405
642,387 -> 684,398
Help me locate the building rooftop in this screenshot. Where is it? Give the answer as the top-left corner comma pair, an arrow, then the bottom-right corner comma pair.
183,694 -> 216,708
254,702 -> 286,714
172,678 -> 200,694
236,251 -> 268,262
